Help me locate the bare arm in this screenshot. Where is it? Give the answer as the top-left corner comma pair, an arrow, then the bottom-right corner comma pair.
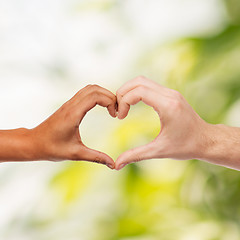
0,85 -> 117,169
115,76 -> 240,171
198,124 -> 240,170
0,128 -> 35,162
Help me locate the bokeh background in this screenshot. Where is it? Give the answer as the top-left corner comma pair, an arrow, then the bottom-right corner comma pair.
0,0 -> 240,239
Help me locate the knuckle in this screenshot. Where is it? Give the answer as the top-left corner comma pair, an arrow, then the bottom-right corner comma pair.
60,101 -> 68,111
108,102 -> 115,108
136,85 -> 145,94
136,75 -> 147,82
92,84 -> 100,89
95,156 -> 102,163
63,109 -> 76,122
169,99 -> 182,110
59,101 -> 72,116
168,90 -> 184,110
116,89 -> 122,97
134,153 -> 141,163
110,92 -> 116,101
81,85 -> 92,93
136,156 -> 140,163
90,156 -> 103,164
121,95 -> 129,105
171,89 -> 182,99
88,84 -> 100,92
89,91 -> 99,100
112,94 -> 117,102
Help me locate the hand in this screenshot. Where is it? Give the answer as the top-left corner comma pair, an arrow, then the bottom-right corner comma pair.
115,76 -> 209,170
30,85 -> 117,169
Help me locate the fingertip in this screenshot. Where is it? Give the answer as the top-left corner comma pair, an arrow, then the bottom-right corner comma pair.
102,158 -> 115,170
106,163 -> 115,170
117,114 -> 124,120
101,154 -> 115,170
115,156 -> 126,170
83,147 -> 115,169
117,101 -> 130,120
115,163 -> 126,171
110,111 -> 116,118
118,163 -> 127,170
115,160 -> 128,170
113,108 -> 118,118
107,105 -> 117,118
117,110 -> 128,120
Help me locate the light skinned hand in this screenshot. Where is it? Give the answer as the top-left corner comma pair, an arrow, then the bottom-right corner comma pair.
115,76 -> 210,170
30,84 -> 117,169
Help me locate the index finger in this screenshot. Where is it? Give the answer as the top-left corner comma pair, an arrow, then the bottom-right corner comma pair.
117,85 -> 164,119
116,76 -> 167,102
78,89 -> 117,121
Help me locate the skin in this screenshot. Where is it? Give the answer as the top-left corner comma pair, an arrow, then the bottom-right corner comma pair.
0,85 -> 117,169
115,76 -> 240,171
0,79 -> 240,171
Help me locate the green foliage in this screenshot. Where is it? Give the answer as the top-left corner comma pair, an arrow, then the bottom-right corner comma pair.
8,1 -> 240,239
224,0 -> 240,24
40,9 -> 240,240
49,162 -> 96,204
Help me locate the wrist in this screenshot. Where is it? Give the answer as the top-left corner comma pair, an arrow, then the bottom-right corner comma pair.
183,121 -> 215,161
27,127 -> 53,161
18,128 -> 41,161
29,126 -> 67,161
196,123 -> 240,169
196,123 -> 220,160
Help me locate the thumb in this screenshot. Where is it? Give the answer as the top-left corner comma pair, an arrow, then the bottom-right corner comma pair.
79,146 -> 115,169
115,142 -> 156,170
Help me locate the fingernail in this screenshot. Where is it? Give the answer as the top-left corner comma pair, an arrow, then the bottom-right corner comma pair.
107,163 -> 114,169
118,163 -> 126,170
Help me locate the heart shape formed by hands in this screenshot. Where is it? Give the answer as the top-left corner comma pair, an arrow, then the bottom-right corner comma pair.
33,76 -> 207,170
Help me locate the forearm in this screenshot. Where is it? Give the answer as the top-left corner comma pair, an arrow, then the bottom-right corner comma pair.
198,124 -> 240,170
0,128 -> 38,162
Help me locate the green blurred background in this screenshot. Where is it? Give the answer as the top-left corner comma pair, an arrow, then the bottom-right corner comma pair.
0,0 -> 240,239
